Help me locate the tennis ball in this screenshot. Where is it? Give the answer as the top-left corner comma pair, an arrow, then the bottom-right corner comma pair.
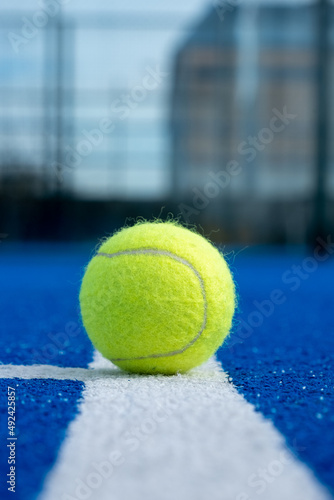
79,221 -> 236,375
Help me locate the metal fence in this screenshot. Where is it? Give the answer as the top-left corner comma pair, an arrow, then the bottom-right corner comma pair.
0,1 -> 333,243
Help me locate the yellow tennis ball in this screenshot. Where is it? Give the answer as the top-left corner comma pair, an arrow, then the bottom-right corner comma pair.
79,221 -> 236,375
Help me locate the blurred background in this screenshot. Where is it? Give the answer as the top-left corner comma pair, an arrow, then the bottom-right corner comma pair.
0,0 -> 333,244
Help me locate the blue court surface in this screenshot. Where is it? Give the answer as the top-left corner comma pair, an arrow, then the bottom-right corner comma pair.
0,242 -> 333,500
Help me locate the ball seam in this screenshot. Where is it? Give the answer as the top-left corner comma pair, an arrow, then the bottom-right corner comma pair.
96,248 -> 207,362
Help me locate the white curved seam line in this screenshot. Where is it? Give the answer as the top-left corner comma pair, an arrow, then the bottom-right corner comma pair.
96,249 -> 207,361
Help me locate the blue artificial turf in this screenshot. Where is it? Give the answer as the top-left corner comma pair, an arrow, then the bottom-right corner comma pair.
0,378 -> 84,500
0,244 -> 94,368
0,243 -> 333,498
219,249 -> 334,495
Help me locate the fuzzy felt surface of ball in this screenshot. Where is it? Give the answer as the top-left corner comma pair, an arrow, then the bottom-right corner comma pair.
79,222 -> 236,374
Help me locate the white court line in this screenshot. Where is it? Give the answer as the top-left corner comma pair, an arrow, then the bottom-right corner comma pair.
0,363 -> 117,382
1,358 -> 331,500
